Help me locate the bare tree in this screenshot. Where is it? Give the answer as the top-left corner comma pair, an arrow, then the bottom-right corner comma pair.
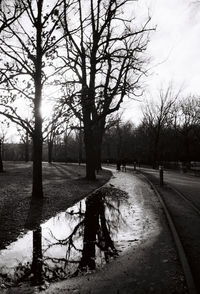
142,85 -> 180,167
42,103 -> 74,164
17,126 -> 31,162
0,0 -> 66,198
173,95 -> 200,163
60,0 -> 152,180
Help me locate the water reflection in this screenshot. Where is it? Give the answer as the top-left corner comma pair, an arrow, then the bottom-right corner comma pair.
0,187 -> 129,287
26,197 -> 44,285
80,192 -> 119,271
32,227 -> 43,285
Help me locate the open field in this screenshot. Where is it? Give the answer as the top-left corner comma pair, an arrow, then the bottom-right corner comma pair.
0,162 -> 111,250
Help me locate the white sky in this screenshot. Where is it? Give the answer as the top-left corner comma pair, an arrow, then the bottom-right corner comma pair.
2,0 -> 200,139
124,0 -> 200,125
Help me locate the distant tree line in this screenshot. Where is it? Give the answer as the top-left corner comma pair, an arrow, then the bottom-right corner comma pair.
101,93 -> 200,168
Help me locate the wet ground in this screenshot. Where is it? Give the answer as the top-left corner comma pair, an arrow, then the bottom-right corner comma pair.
0,168 -> 188,293
139,167 -> 200,293
0,162 -> 111,250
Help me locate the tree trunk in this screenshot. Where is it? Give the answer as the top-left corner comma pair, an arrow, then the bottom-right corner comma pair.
25,131 -> 29,162
0,140 -> 3,172
84,117 -> 105,178
32,0 -> 43,198
32,131 -> 43,198
84,127 -> 96,181
48,140 -> 53,164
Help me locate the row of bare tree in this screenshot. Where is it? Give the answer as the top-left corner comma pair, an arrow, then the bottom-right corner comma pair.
102,92 -> 200,167
0,0 -> 152,198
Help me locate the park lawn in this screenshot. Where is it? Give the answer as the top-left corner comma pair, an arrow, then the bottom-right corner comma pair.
0,162 -> 111,250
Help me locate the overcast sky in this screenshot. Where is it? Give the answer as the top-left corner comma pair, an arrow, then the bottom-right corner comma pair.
4,0 -> 200,139
124,0 -> 200,124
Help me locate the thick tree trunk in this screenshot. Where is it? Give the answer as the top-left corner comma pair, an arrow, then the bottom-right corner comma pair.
84,128 -> 96,181
83,118 -> 105,178
25,198 -> 44,230
32,131 -> 43,198
32,0 -> 43,198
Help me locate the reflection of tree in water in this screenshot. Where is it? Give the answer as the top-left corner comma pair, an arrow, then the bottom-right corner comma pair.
0,198 -> 44,287
79,191 -> 119,271
26,197 -> 44,285
32,227 -> 43,285
45,187 -> 128,277
0,187 -> 128,287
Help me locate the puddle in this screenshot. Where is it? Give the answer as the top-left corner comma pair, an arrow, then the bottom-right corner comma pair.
0,187 -> 142,287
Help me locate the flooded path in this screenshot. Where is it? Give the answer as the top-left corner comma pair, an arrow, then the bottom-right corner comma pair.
0,170 -> 183,293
